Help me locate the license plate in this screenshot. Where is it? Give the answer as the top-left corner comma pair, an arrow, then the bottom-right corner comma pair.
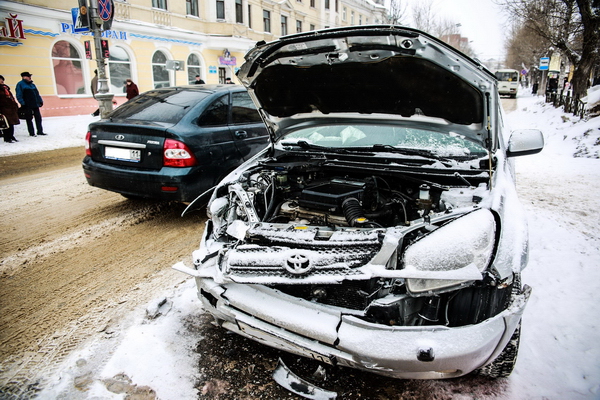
105,147 -> 141,162
237,320 -> 335,365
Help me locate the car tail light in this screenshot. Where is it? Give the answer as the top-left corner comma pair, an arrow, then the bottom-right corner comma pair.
85,131 -> 92,156
163,139 -> 198,167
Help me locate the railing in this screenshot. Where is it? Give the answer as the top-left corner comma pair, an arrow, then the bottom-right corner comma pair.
545,91 -> 587,119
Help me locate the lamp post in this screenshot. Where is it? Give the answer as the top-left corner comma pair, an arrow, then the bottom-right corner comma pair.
89,0 -> 114,118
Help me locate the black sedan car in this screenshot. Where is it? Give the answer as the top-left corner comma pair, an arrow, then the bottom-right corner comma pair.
83,85 -> 268,202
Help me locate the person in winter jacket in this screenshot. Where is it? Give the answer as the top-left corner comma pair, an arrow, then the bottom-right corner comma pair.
0,75 -> 20,143
125,79 -> 139,100
91,69 -> 100,117
15,71 -> 46,136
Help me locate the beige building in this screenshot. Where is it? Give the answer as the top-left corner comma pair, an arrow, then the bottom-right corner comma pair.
0,0 -> 386,116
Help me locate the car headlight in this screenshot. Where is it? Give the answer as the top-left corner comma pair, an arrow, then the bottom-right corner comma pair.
402,209 -> 496,295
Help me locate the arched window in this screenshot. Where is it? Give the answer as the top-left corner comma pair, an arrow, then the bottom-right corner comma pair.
187,53 -> 203,84
152,50 -> 170,88
51,40 -> 85,95
108,46 -> 133,94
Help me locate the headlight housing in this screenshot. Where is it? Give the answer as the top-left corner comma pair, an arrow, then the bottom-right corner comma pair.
402,209 -> 496,295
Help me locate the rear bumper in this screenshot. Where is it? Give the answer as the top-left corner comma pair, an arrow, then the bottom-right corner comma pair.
195,278 -> 529,379
82,156 -> 207,202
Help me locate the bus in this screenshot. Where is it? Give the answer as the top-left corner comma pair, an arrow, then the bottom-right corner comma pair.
495,69 -> 520,98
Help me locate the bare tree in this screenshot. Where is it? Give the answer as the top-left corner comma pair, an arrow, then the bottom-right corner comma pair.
498,0 -> 600,100
385,0 -> 407,25
411,0 -> 438,33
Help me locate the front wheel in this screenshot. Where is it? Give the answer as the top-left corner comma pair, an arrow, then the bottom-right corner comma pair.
474,322 -> 521,378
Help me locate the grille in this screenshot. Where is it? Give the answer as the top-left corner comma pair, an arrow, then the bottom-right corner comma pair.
271,281 -> 377,310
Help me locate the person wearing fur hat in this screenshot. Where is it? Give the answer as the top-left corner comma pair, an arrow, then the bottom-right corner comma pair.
0,75 -> 20,143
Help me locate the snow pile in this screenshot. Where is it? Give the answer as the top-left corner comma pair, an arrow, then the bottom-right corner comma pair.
583,85 -> 600,117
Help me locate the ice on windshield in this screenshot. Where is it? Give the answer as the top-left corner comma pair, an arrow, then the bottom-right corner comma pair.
280,124 -> 487,158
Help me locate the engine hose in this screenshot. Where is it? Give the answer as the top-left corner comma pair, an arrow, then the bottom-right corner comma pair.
342,198 -> 367,227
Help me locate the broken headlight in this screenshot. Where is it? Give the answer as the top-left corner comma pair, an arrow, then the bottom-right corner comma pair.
402,209 -> 496,295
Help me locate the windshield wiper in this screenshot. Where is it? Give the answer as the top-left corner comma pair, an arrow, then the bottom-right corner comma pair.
280,140 -> 373,155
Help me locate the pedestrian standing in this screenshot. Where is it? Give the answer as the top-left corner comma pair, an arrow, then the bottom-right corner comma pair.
125,78 -> 139,100
15,71 -> 46,136
193,75 -> 205,84
0,75 -> 20,143
91,69 -> 100,117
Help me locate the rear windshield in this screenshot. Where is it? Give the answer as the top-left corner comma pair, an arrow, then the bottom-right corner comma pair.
109,89 -> 210,123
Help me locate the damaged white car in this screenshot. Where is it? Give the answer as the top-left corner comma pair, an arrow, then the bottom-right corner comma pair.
175,25 -> 544,380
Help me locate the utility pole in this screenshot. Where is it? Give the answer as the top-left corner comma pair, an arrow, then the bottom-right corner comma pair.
89,0 -> 114,118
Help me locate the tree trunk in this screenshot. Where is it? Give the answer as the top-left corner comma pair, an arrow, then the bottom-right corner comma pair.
571,0 -> 600,100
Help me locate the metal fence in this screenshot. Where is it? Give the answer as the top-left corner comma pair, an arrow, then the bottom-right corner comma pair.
545,91 -> 587,118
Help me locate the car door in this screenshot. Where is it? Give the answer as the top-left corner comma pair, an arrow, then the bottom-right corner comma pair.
187,93 -> 247,183
230,90 -> 269,161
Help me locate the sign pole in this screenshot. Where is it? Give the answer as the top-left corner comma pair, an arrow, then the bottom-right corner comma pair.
89,0 -> 114,118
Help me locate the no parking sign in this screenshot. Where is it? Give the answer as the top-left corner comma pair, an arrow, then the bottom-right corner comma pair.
98,0 -> 114,30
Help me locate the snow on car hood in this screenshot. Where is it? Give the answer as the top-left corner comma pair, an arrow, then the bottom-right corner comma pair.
237,25 -> 497,148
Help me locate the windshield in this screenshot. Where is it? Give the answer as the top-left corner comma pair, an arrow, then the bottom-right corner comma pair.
279,124 -> 488,158
109,89 -> 210,123
495,71 -> 519,82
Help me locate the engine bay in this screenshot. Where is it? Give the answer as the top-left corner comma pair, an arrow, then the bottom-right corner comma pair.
230,161 -> 490,230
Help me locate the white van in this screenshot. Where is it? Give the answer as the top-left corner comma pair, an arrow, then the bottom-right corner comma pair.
495,69 -> 520,98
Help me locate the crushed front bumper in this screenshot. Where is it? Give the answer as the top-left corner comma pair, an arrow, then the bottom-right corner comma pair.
189,275 -> 530,379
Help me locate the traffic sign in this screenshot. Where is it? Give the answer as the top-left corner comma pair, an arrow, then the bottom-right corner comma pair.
539,57 -> 550,71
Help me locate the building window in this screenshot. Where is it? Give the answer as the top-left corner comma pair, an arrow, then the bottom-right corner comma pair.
296,20 -> 302,33
310,23 -> 315,31
152,50 -> 170,88
325,0 -> 329,9
263,10 -> 271,33
186,0 -> 198,16
248,5 -> 252,28
359,15 -> 362,25
310,0 -> 315,7
342,7 -> 346,21
108,46 -> 132,94
51,40 -> 84,95
351,11 -> 354,24
281,15 -> 287,36
152,0 -> 167,10
235,0 -> 243,23
187,53 -> 202,84
217,0 -> 225,19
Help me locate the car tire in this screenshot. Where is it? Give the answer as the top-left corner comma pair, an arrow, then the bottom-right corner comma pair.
474,321 -> 521,378
474,274 -> 522,378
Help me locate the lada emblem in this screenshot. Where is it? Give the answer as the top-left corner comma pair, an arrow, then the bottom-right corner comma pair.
114,134 -> 125,140
284,252 -> 312,275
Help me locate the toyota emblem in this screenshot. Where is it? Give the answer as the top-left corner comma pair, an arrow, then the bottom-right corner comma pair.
284,252 -> 312,275
114,134 -> 125,140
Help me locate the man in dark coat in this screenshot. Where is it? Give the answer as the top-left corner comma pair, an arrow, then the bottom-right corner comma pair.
0,74 -> 20,142
16,71 -> 46,136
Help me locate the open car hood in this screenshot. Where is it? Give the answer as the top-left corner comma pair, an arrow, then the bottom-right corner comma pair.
237,25 -> 497,148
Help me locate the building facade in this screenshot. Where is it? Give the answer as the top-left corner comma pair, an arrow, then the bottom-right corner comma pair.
0,0 -> 386,116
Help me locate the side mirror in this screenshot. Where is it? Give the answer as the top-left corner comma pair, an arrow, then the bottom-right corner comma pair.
507,129 -> 544,157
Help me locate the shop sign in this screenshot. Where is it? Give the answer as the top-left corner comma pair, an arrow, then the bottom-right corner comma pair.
0,13 -> 26,40
219,49 -> 236,66
209,66 -> 218,74
60,23 -> 127,40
